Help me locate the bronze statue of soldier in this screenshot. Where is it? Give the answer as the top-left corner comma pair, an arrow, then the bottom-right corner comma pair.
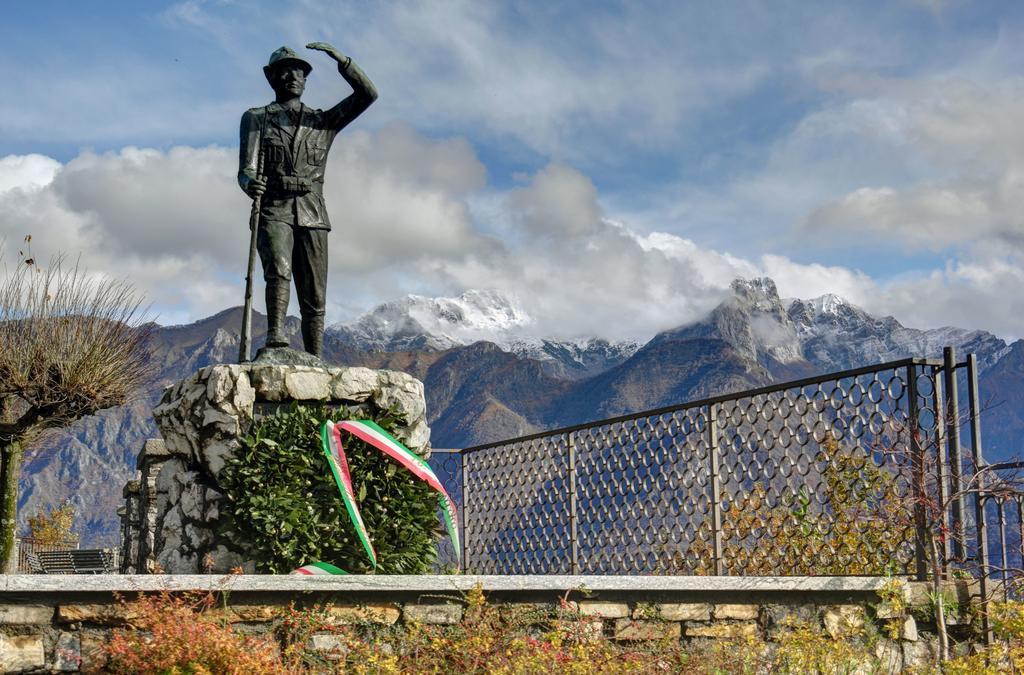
238,43 -> 377,360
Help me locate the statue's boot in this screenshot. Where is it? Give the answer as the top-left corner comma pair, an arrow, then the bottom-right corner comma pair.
302,315 -> 324,358
265,282 -> 291,348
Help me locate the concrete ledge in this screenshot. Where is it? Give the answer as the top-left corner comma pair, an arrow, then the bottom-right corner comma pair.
1,574 -> 895,594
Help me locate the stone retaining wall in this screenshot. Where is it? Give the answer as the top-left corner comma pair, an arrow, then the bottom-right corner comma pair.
0,575 -> 980,673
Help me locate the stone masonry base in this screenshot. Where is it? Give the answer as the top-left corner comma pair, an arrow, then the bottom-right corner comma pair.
0,575 -> 980,672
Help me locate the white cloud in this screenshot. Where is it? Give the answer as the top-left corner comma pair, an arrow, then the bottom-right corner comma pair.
4,126 -> 1024,343
0,154 -> 61,194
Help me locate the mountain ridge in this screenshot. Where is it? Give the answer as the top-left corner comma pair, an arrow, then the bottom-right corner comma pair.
17,277 -> 1022,546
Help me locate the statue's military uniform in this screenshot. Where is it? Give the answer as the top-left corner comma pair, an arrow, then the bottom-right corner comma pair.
238,48 -> 377,356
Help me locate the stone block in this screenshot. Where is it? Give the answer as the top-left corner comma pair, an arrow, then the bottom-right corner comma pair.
310,633 -> 347,660
0,634 -> 45,672
713,603 -> 759,620
285,370 -> 331,400
578,601 -> 630,618
79,631 -> 109,673
326,605 -> 400,625
205,366 -> 236,404
330,367 -> 379,401
821,605 -> 865,639
51,631 -> 81,672
58,604 -> 143,625
685,621 -> 760,639
206,605 -> 279,623
403,604 -> 464,625
874,602 -> 903,620
762,603 -> 816,634
902,635 -> 939,670
249,366 -> 287,400
0,604 -> 53,624
613,619 -> 681,641
900,615 -> 918,642
874,639 -> 902,675
654,603 -> 710,621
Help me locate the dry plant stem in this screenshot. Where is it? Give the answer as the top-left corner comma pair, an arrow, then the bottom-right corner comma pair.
930,536 -> 949,662
0,252 -> 151,572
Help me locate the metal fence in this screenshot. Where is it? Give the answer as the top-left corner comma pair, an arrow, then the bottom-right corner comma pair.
429,347 -> 1014,583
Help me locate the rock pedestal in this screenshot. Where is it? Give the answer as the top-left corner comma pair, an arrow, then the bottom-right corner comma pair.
149,364 -> 430,573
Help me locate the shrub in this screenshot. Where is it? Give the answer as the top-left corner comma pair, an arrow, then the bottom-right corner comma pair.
26,500 -> 78,545
218,402 -> 439,573
104,592 -> 284,674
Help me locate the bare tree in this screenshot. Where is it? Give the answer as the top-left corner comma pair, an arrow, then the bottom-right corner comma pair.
0,244 -> 151,572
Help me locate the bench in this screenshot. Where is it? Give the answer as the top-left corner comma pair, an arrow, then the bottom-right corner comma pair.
36,549 -> 117,574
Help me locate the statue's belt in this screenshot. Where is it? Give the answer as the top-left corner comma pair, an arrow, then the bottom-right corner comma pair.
266,175 -> 320,195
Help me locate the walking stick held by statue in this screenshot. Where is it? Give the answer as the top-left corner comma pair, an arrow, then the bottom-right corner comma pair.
238,115 -> 267,364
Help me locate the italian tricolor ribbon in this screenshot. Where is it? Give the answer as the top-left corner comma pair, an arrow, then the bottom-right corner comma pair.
321,421 -> 377,568
290,561 -> 347,575
320,419 -> 461,568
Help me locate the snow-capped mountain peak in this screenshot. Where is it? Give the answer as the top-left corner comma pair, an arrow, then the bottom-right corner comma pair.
329,289 -> 533,352
328,290 -> 640,379
810,293 -> 849,317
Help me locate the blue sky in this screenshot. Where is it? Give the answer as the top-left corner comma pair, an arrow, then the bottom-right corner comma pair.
2,0 -> 1024,341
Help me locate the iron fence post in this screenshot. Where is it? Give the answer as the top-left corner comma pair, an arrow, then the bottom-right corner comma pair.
933,372 -> 951,564
708,403 -> 724,575
944,347 -> 966,560
907,364 -> 929,581
966,353 -> 992,643
460,449 -> 469,574
567,433 -> 579,575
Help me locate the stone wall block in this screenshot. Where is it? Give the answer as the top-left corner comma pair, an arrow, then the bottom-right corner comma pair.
155,458 -> 187,496
377,371 -> 426,422
79,631 -> 109,673
159,507 -> 184,553
250,366 -> 287,400
900,615 -> 918,642
50,631 -> 80,672
763,603 -> 817,635
202,407 -> 237,430
821,605 -> 865,639
403,604 -> 464,625
402,420 -> 431,452
206,365 -> 236,403
874,602 -> 902,620
284,369 -> 331,400
578,602 -> 630,619
713,603 -> 759,620
0,605 -> 54,624
685,622 -> 760,639
902,635 -> 939,670
310,634 -> 348,660
613,619 -> 681,641
158,548 -> 199,574
326,605 -> 401,625
58,604 -> 143,626
330,367 -> 379,401
657,603 -> 711,621
233,370 -> 255,412
0,634 -> 45,672
201,439 -> 237,478
206,545 -> 248,572
874,639 -> 903,675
